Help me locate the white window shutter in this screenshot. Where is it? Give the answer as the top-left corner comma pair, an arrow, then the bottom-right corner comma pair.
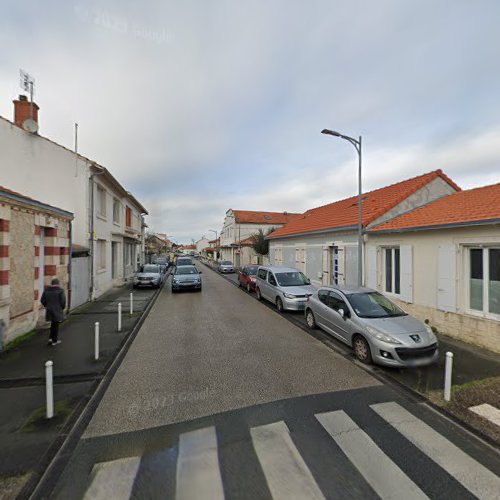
366,245 -> 377,289
337,246 -> 345,285
400,245 -> 413,303
322,246 -> 329,285
437,244 -> 457,312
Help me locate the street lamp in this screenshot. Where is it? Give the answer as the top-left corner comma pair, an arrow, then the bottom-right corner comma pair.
321,129 -> 363,287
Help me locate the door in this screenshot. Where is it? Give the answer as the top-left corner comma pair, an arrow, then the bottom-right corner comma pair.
70,256 -> 90,309
331,246 -> 339,285
266,272 -> 278,300
324,291 -> 351,341
315,289 -> 331,327
111,242 -> 118,279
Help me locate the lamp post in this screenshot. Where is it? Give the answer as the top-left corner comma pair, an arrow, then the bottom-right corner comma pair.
321,129 -> 363,287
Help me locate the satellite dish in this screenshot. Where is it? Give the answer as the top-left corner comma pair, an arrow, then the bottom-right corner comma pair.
22,119 -> 38,133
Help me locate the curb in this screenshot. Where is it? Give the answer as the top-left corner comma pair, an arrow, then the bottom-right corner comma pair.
19,275 -> 168,500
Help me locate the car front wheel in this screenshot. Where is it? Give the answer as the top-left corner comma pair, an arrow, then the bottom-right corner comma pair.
306,309 -> 316,329
353,335 -> 372,364
276,297 -> 284,312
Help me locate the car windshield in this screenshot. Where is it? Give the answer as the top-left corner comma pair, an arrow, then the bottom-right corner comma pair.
222,261 -> 232,265
142,265 -> 160,273
175,266 -> 198,275
246,266 -> 259,275
275,271 -> 309,286
346,292 -> 407,318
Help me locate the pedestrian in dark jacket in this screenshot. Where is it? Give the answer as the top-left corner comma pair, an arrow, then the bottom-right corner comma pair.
41,278 -> 66,346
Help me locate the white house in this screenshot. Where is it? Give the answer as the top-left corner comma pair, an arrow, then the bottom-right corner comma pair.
366,183 -> 500,353
195,237 -> 210,254
267,170 -> 460,287
0,95 -> 147,307
220,210 -> 300,267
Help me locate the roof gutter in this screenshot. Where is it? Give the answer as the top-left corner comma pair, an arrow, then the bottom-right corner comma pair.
266,224 -> 358,240
368,218 -> 500,234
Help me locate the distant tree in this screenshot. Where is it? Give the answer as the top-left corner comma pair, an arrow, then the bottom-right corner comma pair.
251,227 -> 276,257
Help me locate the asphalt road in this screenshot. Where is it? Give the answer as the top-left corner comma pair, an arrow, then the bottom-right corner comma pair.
44,263 -> 500,499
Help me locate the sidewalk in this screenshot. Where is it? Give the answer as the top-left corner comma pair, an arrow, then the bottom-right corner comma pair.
0,283 -> 159,498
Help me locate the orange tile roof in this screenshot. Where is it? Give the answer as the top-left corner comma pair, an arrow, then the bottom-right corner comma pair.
267,170 -> 460,239
370,182 -> 500,232
232,210 -> 301,225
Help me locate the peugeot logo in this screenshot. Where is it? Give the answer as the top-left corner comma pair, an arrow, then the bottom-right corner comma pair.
410,334 -> 421,343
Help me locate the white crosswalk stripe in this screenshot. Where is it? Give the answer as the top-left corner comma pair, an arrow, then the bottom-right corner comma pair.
80,402 -> 500,500
316,410 -> 428,500
371,401 -> 500,500
175,426 -> 225,500
250,420 -> 325,500
83,456 -> 141,500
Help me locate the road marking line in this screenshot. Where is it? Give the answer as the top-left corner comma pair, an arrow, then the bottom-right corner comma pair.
250,420 -> 325,500
469,403 -> 500,427
176,426 -> 225,500
371,401 -> 500,499
83,456 -> 141,500
316,410 -> 428,500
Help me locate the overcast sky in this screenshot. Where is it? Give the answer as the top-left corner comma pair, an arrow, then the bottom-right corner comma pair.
1,1 -> 499,243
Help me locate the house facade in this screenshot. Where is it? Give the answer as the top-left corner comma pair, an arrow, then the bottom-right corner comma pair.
0,187 -> 73,346
0,96 -> 147,306
366,183 -> 500,353
220,210 -> 300,267
268,170 -> 460,287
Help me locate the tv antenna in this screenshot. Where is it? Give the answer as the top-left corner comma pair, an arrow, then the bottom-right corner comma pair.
19,69 -> 38,133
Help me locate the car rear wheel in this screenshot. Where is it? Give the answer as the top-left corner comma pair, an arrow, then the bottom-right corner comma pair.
276,297 -> 284,312
246,283 -> 252,293
353,335 -> 372,364
306,309 -> 316,329
256,288 -> 262,300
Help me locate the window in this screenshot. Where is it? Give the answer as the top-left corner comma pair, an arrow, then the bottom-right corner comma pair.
125,242 -> 135,266
59,247 -> 65,265
97,185 -> 106,217
384,247 -> 400,294
268,273 -> 277,286
113,199 -> 121,224
468,247 -> 500,316
125,206 -> 132,227
318,289 -> 329,305
257,269 -> 268,280
327,291 -> 348,312
97,240 -> 106,270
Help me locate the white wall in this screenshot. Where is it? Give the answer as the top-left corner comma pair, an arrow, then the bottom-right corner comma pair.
0,118 -> 89,247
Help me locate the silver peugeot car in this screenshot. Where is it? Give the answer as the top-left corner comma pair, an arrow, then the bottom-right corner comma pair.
255,266 -> 316,312
305,285 -> 438,367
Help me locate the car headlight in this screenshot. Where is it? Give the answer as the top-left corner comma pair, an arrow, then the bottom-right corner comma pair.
425,324 -> 437,342
283,293 -> 296,299
366,326 -> 402,345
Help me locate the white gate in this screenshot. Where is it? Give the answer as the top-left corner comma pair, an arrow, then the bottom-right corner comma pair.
70,256 -> 90,309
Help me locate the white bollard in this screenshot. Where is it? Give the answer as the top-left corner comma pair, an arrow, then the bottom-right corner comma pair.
444,351 -> 453,402
45,360 -> 54,419
94,322 -> 100,360
130,292 -> 133,315
118,302 -> 122,332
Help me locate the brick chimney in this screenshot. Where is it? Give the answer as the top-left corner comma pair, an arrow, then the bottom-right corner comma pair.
13,95 -> 39,129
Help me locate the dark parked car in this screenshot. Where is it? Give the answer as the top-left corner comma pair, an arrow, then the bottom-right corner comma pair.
171,265 -> 202,292
175,256 -> 194,267
238,265 -> 259,292
133,264 -> 162,289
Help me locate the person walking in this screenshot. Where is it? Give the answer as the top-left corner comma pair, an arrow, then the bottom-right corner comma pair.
41,278 -> 66,346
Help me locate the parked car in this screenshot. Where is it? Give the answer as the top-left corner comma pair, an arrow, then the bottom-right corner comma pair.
305,285 -> 439,367
218,261 -> 235,273
171,265 -> 202,292
238,265 -> 259,292
133,264 -> 162,289
155,258 -> 168,274
175,256 -> 193,267
255,266 -> 315,311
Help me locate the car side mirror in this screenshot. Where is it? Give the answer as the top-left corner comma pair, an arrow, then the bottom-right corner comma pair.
306,279 -> 311,285
198,271 -> 202,274
338,308 -> 348,320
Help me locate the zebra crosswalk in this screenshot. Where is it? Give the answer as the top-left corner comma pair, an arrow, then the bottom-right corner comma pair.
80,401 -> 500,500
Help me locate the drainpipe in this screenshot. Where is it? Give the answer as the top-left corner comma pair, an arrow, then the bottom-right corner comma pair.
89,166 -> 105,301
67,220 -> 73,311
